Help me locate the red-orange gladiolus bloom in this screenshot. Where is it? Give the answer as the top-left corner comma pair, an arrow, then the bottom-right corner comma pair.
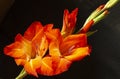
4,8 -> 92,77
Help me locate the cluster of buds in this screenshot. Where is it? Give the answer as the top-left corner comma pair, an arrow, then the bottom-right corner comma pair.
80,0 -> 119,33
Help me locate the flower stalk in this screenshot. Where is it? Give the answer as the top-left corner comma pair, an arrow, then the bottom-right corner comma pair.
15,68 -> 27,79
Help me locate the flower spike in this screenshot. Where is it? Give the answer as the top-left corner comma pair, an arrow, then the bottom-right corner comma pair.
3,0 -> 119,78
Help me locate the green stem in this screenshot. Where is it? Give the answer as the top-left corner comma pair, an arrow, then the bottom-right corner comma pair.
15,68 -> 28,79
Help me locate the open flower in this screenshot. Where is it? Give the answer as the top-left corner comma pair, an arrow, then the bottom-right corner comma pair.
4,8 -> 91,78
4,22 -> 49,77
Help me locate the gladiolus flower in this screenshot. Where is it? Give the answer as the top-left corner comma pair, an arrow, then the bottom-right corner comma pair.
4,8 -> 91,78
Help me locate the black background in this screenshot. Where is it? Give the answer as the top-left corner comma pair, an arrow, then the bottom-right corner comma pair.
0,0 -> 120,79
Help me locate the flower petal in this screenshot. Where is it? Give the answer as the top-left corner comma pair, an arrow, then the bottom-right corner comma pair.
37,36 -> 48,57
31,28 -> 48,57
49,41 -> 61,57
45,27 -> 62,56
55,58 -> 72,75
37,57 -> 53,76
60,34 -> 87,55
4,34 -> 31,58
24,56 -> 41,77
45,28 -> 62,43
44,24 -> 53,32
4,42 -> 24,58
24,21 -> 43,41
31,56 -> 41,70
15,58 -> 27,66
65,47 -> 90,61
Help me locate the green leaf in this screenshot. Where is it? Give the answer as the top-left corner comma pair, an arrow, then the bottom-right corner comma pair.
87,30 -> 98,37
